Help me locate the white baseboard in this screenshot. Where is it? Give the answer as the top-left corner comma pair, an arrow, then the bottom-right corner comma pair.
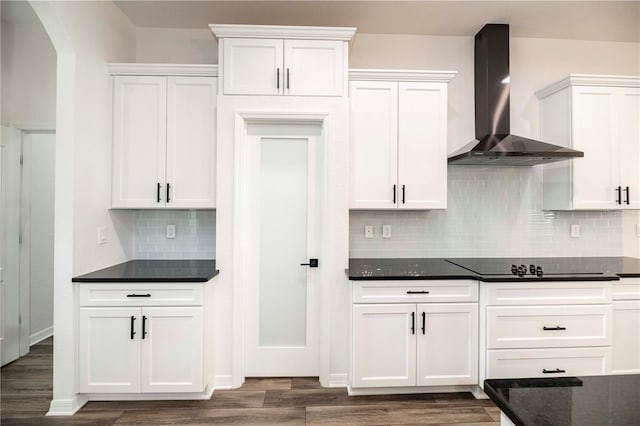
214,374 -> 234,389
347,384 -> 475,396
328,373 -> 348,388
87,387 -> 214,401
30,326 -> 53,346
47,394 -> 89,416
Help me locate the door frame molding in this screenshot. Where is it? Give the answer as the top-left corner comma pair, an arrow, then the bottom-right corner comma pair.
231,110 -> 335,386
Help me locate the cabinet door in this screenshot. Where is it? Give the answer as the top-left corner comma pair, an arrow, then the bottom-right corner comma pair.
349,81 -> 398,209
283,40 -> 344,96
612,300 -> 640,374
222,38 -> 283,95
398,82 -> 447,209
112,76 -> 167,208
352,304 -> 416,388
571,86 -> 618,210
616,87 -> 640,209
140,307 -> 203,393
166,77 -> 217,208
416,303 -> 478,386
79,307 -> 141,393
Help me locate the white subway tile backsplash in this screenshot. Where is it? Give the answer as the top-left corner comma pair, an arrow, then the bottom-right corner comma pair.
134,210 -> 216,259
350,167 -> 622,258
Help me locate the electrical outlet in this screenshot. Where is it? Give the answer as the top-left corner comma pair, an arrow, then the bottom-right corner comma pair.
166,224 -> 176,239
364,225 -> 374,239
570,224 -> 580,238
97,227 -> 107,245
382,225 -> 392,238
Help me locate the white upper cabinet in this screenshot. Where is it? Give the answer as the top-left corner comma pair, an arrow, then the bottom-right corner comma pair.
211,25 -> 355,97
110,65 -> 217,209
349,71 -> 456,210
537,75 -> 640,210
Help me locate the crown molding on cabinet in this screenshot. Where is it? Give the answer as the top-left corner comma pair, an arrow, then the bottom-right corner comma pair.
107,63 -> 218,77
349,69 -> 457,83
535,74 -> 640,99
209,24 -> 356,41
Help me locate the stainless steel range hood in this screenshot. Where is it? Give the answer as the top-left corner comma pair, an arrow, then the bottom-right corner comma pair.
448,24 -> 583,166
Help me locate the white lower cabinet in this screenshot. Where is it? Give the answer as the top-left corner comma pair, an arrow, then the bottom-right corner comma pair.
612,279 -> 640,374
481,281 -> 614,385
351,280 -> 478,389
79,285 -> 204,395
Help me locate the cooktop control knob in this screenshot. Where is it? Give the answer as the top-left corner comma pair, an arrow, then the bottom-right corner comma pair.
529,264 -> 536,275
536,266 -> 544,278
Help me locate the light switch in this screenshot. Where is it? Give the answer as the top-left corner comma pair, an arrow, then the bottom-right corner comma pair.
570,224 -> 580,238
166,224 -> 176,239
97,227 -> 107,245
382,225 -> 392,238
364,225 -> 374,239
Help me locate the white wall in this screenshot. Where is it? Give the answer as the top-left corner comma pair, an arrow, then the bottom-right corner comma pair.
136,27 -> 217,63
0,10 -> 56,129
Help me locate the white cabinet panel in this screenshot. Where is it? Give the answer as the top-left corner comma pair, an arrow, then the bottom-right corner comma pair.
79,283 -> 203,307
571,86 -> 617,210
612,300 -> 640,374
416,303 -> 478,386
349,81 -> 398,209
141,307 -> 203,392
398,82 -> 447,209
284,39 -> 344,96
112,76 -> 167,208
487,347 -> 610,379
166,77 -> 217,208
487,305 -> 612,349
616,88 -> 640,209
222,38 -> 283,95
486,281 -> 612,306
352,280 -> 478,304
349,79 -> 449,210
352,304 -> 416,388
79,307 -> 141,393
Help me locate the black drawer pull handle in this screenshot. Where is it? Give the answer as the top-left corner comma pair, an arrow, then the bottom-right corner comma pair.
130,316 -> 136,340
406,291 -> 430,294
616,186 -> 622,204
393,184 -> 396,204
142,315 -> 148,339
402,184 -> 406,204
625,186 -> 630,205
277,68 -> 280,89
543,368 -> 566,374
421,312 -> 426,335
543,326 -> 566,331
410,312 -> 415,335
157,182 -> 161,203
127,293 -> 151,298
166,182 -> 171,203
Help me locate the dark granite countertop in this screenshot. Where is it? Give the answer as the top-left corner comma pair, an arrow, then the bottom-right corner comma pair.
72,259 -> 219,283
484,375 -> 640,426
348,257 -> 640,281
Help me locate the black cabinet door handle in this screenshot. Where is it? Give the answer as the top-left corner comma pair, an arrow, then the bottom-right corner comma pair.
402,185 -> 406,204
421,312 -> 426,334
410,312 -> 415,335
130,316 -> 136,340
286,68 -> 290,89
543,326 -> 566,331
157,182 -> 161,203
277,68 -> 280,89
406,291 -> 430,294
625,186 -> 630,205
142,315 -> 148,339
616,186 -> 622,204
393,184 -> 396,204
166,183 -> 171,203
127,293 -> 151,298
543,368 -> 566,374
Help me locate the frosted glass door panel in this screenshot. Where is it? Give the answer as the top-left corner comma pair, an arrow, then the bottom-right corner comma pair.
259,138 -> 308,346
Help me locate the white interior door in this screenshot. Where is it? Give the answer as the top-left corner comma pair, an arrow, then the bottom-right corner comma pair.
245,128 -> 320,377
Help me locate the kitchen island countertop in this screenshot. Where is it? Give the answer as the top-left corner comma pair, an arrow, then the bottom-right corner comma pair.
72,259 -> 219,283
484,375 -> 640,426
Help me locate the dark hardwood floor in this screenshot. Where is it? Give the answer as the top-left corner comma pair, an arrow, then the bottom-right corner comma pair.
1,338 -> 499,425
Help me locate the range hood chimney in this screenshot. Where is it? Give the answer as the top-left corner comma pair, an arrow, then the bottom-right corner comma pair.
448,24 -> 583,166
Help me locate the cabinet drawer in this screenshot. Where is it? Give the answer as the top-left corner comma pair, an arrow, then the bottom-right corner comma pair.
79,284 -> 203,307
486,281 -> 612,306
352,280 -> 478,303
487,347 -> 611,379
613,278 -> 640,300
487,305 -> 611,349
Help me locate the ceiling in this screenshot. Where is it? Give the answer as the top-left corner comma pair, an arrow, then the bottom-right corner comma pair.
112,1 -> 640,42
